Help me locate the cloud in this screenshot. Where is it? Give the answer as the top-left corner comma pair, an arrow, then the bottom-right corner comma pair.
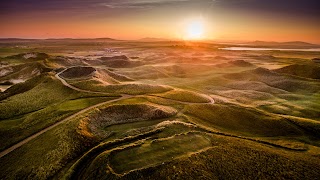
98,0 -> 196,9
0,0 -> 213,12
214,0 -> 320,15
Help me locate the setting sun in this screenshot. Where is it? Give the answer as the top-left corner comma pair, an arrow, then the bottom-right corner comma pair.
184,19 -> 205,40
1,1 -> 320,179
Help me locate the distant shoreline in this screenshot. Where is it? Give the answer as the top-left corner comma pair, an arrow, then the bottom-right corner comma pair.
220,47 -> 320,52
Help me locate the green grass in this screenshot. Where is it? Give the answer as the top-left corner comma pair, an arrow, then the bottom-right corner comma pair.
103,118 -> 165,141
152,89 -> 211,103
109,132 -> 211,174
0,75 -> 75,119
70,79 -> 173,95
0,94 -> 121,179
57,98 -> 111,111
101,117 -> 195,142
185,103 -> 304,137
0,74 -> 118,151
0,47 -> 33,58
1,43 -> 320,179
78,103 -> 177,140
120,135 -> 320,180
0,114 -> 89,179
0,62 -> 52,82
259,93 -> 320,120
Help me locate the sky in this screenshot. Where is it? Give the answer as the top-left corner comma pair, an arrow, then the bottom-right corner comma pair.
1,0 -> 320,43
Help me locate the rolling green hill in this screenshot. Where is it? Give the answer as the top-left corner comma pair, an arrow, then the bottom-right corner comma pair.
0,41 -> 319,179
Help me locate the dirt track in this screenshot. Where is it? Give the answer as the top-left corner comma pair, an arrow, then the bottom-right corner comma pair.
0,67 -> 214,159
0,94 -> 132,159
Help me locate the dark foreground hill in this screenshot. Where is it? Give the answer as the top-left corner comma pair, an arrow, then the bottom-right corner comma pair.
0,43 -> 320,180
274,63 -> 320,79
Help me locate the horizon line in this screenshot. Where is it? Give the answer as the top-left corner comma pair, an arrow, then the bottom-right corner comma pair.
0,37 -> 319,45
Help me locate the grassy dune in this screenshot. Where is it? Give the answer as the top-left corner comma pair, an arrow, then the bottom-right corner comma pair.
0,41 -> 320,179
185,103 -> 304,137
0,74 -> 117,150
0,115 -> 87,179
152,89 -> 212,103
0,62 -> 52,83
71,79 -> 173,95
80,103 -> 177,139
224,67 -> 320,93
120,135 -> 320,180
275,62 -> 320,79
109,132 -> 212,174
59,66 -> 96,79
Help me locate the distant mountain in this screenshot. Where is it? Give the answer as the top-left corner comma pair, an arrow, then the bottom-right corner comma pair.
0,37 -> 118,42
45,37 -> 118,41
249,41 -> 320,48
0,38 -> 39,42
92,37 -> 118,41
139,37 -> 171,42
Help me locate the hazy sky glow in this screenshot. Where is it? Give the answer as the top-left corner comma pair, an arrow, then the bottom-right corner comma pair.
1,0 -> 320,43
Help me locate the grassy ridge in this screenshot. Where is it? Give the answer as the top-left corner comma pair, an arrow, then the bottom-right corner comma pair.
109,132 -> 212,174
1,43 -> 320,179
65,128 -> 164,179
121,135 -> 320,180
185,103 -> 304,137
0,75 -> 75,119
0,115 -> 87,179
70,79 -> 173,95
0,95 -> 119,179
0,74 -> 117,150
152,89 -> 211,103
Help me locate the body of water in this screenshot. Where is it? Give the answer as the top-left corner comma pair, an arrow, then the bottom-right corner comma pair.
220,47 -> 320,52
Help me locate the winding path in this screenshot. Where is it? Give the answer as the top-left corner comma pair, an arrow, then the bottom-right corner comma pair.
0,94 -> 132,159
0,67 -> 214,159
55,68 -> 114,95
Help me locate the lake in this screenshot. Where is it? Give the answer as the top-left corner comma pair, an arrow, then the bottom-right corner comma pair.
220,47 -> 320,52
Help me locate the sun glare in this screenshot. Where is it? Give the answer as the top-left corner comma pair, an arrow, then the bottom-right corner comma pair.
184,19 -> 205,40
